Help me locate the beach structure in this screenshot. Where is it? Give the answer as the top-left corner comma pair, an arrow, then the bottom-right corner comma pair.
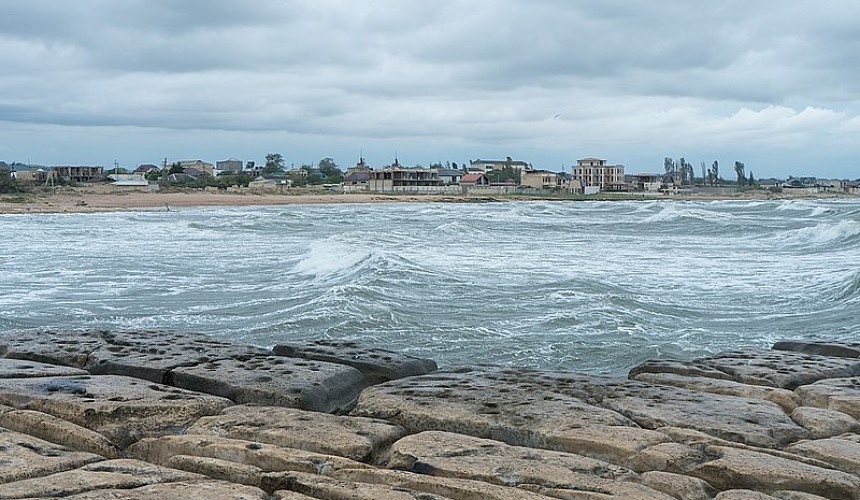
571,158 -> 625,192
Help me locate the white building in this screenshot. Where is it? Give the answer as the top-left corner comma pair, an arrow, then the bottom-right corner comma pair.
571,158 -> 625,192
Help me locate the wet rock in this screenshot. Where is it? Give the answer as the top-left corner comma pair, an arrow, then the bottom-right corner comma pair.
169,355 -> 367,413
789,406 -> 860,439
351,368 -> 672,464
795,377 -> 860,418
128,434 -> 371,475
188,405 -> 406,462
786,434 -> 860,475
0,427 -> 103,484
691,445 -> 860,499
639,471 -> 718,500
0,329 -> 105,367
268,471 -> 453,500
385,431 -> 674,498
632,349 -> 860,390
631,372 -> 800,412
0,358 -> 88,378
331,468 -> 558,500
0,375 -> 231,448
273,340 -> 437,384
0,409 -> 120,458
0,459 -> 204,498
56,481 -> 270,500
771,491 -> 831,500
85,330 -> 269,384
773,340 -> 860,359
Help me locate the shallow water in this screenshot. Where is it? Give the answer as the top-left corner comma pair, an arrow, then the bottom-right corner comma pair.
1,198 -> 858,375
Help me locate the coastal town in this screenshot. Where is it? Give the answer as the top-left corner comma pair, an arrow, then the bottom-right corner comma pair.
2,156 -> 859,198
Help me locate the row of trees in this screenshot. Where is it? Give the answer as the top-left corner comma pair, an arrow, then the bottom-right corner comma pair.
664,157 -> 757,187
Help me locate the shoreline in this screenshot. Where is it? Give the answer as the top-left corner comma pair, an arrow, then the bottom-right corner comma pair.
0,186 -> 855,215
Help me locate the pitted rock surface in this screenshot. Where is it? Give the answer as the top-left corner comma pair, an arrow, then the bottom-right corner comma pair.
188,404 -> 406,462
0,374 -> 231,448
84,329 -> 269,383
351,368 -> 674,463
0,409 -> 120,458
795,377 -> 860,419
773,340 -> 860,359
0,329 -> 105,367
128,434 -> 371,475
273,340 -> 437,384
0,459 -> 205,498
0,427 -> 103,484
0,358 -> 88,379
169,355 -> 367,413
631,372 -> 800,412
57,481 -> 270,499
269,471 -> 455,500
630,349 -> 860,390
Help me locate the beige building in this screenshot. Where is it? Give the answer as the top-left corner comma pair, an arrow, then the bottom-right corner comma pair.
469,157 -> 531,173
179,160 -> 214,176
520,170 -> 566,190
571,158 -> 625,191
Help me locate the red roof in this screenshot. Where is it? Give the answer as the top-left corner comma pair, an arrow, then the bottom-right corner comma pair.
461,173 -> 485,183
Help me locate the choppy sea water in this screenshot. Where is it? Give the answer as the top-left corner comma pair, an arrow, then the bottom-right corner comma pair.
1,199 -> 858,375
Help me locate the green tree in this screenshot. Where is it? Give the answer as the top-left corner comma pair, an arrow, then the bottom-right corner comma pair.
145,169 -> 161,181
747,170 -> 756,186
0,169 -> 19,193
264,153 -> 285,175
317,157 -> 343,183
734,161 -> 746,186
168,162 -> 184,174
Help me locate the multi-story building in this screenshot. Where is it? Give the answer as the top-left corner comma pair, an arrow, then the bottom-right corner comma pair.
51,165 -> 104,183
520,169 -> 567,190
368,167 -> 441,192
571,158 -> 625,191
469,157 -> 531,173
216,158 -> 244,173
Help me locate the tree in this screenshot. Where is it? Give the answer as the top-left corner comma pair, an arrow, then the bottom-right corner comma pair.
707,160 -> 719,186
168,162 -> 184,174
145,169 -> 161,181
0,169 -> 19,194
700,161 -> 707,186
747,170 -> 756,186
734,161 -> 746,186
317,157 -> 343,184
246,161 -> 255,170
264,153 -> 285,175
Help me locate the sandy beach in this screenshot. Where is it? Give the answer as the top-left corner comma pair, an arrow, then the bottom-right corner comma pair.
0,186 -> 852,214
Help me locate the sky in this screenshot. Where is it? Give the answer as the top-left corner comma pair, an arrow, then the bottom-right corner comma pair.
1,1 -> 858,179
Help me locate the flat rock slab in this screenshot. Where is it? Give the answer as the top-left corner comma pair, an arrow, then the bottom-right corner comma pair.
0,427 -> 103,484
0,358 -> 88,379
128,434 -> 371,475
0,375 -> 231,448
630,349 -> 860,390
0,329 -> 105,367
170,355 -> 367,413
795,377 -> 860,419
188,404 -> 406,462
0,459 -> 204,499
0,409 -> 120,458
58,481 -> 269,499
692,445 -> 860,500
386,431 -> 674,499
351,368 -> 673,464
787,434 -> 860,475
332,468 -> 558,500
269,471 -> 455,500
273,339 -> 437,384
774,340 -> 860,359
473,370 -> 809,448
631,372 -> 800,412
84,330 -> 269,384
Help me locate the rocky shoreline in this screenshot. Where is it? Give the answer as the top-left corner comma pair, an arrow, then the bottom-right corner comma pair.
3,331 -> 860,498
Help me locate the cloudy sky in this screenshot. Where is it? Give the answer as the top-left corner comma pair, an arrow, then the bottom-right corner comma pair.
1,1 -> 858,178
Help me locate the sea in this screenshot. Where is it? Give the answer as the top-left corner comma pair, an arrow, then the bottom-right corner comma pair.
1,198 -> 858,375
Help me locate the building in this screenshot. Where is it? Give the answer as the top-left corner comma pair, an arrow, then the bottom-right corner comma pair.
216,158 -> 244,173
571,158 -> 625,192
630,173 -> 665,192
51,165 -> 104,183
10,165 -> 54,184
108,173 -> 148,186
178,160 -> 214,176
460,173 -> 489,186
469,157 -> 531,173
133,164 -> 160,176
520,170 -> 567,190
368,167 -> 442,192
436,169 -> 462,185
343,171 -> 371,192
